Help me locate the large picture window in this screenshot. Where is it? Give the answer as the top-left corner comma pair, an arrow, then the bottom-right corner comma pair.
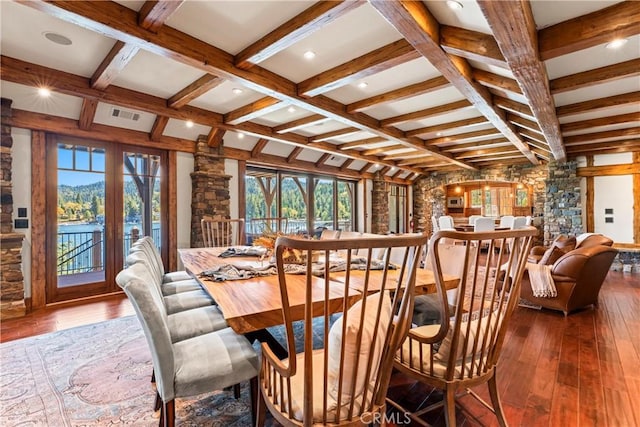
245,168 -> 356,238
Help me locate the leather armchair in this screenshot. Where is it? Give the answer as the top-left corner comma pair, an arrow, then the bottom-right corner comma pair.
521,245 -> 618,315
528,233 -> 613,264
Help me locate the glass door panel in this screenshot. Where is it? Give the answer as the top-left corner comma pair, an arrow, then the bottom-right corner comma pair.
281,174 -> 307,234
313,178 -> 334,231
56,144 -> 107,288
337,181 -> 354,231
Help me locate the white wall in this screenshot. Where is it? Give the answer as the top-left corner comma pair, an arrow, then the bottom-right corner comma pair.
594,152 -> 632,166
594,175 -> 634,243
11,127 -> 32,296
357,179 -> 372,233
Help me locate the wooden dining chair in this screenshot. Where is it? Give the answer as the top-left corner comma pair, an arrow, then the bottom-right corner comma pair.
201,217 -> 245,247
389,227 -> 536,426
250,217 -> 288,235
256,234 -> 429,426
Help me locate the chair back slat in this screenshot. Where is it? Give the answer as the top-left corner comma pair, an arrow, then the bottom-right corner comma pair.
250,217 -> 289,235
259,234 -> 428,426
201,217 -> 245,247
397,227 -> 536,384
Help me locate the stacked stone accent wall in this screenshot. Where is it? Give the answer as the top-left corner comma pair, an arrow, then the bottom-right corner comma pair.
412,163 -> 549,245
543,161 -> 582,243
190,138 -> 231,248
0,98 -> 26,318
371,173 -> 389,234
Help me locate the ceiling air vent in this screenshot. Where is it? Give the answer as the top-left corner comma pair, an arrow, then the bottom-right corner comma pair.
111,107 -> 140,121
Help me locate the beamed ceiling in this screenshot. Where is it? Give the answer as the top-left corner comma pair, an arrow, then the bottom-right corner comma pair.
1,0 -> 639,183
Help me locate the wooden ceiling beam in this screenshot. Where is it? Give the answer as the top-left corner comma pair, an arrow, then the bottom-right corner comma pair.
168,74 -> 224,109
564,127 -> 640,145
346,76 -> 449,113
297,39 -> 421,96
138,1 -> 184,31
339,158 -> 355,171
397,157 -> 436,167
507,114 -> 542,134
539,1 -> 640,61
223,97 -> 283,125
439,25 -> 507,68
454,146 -> 521,159
566,139 -> 640,155
309,127 -> 360,142
521,135 -> 552,153
557,91 -> 640,118
206,127 -> 225,148
369,0 -> 538,164
550,58 -> 640,94
468,153 -> 524,162
362,145 -> 406,156
8,108 -> 196,152
338,137 -> 387,150
519,128 -> 547,144
251,138 -> 269,157
21,0 -> 475,171
494,97 -> 535,120
405,116 -> 488,137
78,98 -> 98,130
150,115 -> 169,140
381,99 -> 472,127
561,112 -> 640,134
274,114 -> 331,134
478,0 -> 565,161
90,41 -> 140,90
286,147 -> 303,163
427,128 -> 503,146
383,151 -> 428,161
315,153 -> 332,167
472,69 -> 522,96
442,138 -> 510,153
234,1 -> 363,69
379,166 -> 392,176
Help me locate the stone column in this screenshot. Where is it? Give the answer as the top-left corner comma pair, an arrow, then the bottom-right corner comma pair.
190,138 -> 231,247
0,97 -> 26,319
544,161 -> 582,244
371,173 -> 389,235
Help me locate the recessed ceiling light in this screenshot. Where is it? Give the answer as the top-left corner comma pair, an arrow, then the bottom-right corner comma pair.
43,31 -> 72,46
374,163 -> 380,168
37,87 -> 51,97
605,38 -> 628,49
303,50 -> 316,60
436,132 -> 442,136
446,0 -> 463,10
287,106 -> 296,113
232,88 -> 243,94
238,132 -> 245,139
185,120 -> 194,128
358,82 -> 368,89
391,167 -> 396,172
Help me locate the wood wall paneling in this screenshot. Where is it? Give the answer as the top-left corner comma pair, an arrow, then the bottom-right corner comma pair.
30,131 -> 47,310
168,150 -> 178,271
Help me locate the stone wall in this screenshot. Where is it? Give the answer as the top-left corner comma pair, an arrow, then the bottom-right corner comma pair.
412,163 -> 549,246
371,173 -> 389,234
190,137 -> 231,248
0,98 -> 26,318
543,161 -> 582,242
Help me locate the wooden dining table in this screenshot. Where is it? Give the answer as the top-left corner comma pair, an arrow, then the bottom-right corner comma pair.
179,247 -> 459,336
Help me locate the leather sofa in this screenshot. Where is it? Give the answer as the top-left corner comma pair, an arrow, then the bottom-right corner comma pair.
528,233 -> 614,264
521,244 -> 618,315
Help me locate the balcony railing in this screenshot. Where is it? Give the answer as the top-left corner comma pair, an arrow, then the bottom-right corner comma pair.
57,227 -> 161,276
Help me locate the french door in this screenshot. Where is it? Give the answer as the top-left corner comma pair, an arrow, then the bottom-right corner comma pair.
46,135 -> 167,303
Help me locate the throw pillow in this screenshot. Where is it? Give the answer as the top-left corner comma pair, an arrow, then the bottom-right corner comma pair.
553,236 -> 576,252
327,292 -> 391,406
539,246 -> 567,266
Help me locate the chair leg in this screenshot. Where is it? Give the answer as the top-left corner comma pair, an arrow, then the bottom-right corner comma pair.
154,391 -> 162,411
234,383 -> 241,399
488,374 -> 508,427
151,369 -> 155,383
255,380 -> 266,427
443,387 -> 456,427
159,399 -> 175,427
250,377 -> 259,426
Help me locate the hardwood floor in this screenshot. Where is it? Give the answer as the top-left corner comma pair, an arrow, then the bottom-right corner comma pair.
2,271 -> 638,426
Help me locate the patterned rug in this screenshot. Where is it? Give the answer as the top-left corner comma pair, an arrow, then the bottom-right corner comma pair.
0,316 -> 256,426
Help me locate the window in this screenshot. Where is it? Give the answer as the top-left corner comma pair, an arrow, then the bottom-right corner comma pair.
389,184 -> 407,233
245,167 -> 356,236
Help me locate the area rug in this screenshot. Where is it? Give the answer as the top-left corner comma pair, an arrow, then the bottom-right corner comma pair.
0,316 -> 255,426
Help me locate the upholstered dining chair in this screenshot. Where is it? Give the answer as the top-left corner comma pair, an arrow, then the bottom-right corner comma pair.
438,215 -> 455,231
201,217 -> 245,247
131,236 -> 193,284
116,262 -> 260,427
468,215 -> 482,226
256,234 -> 428,426
388,227 -> 536,426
